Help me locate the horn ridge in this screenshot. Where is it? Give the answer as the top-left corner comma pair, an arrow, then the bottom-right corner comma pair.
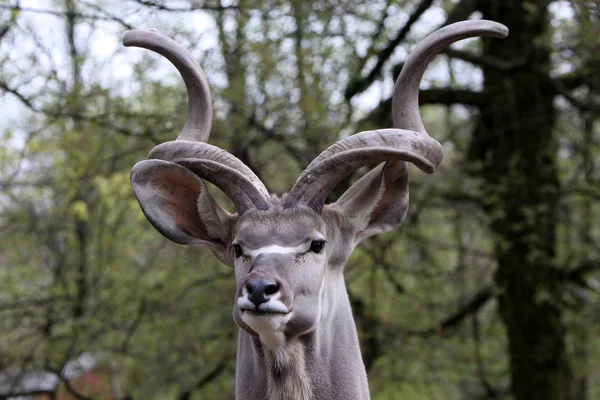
284,129 -> 443,212
286,20 -> 508,213
392,20 -> 508,132
148,141 -> 270,199
173,158 -> 271,214
124,30 -> 272,213
123,29 -> 213,142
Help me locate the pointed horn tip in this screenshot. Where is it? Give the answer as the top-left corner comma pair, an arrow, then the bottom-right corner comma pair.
467,20 -> 509,38
418,156 -> 440,175
122,29 -> 162,47
498,24 -> 509,38
483,20 -> 509,38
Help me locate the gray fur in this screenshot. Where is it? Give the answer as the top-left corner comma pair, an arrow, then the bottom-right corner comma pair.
226,200 -> 378,400
264,341 -> 313,400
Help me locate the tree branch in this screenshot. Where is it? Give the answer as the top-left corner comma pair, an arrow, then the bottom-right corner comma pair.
550,76 -> 600,112
176,359 -> 229,400
359,88 -> 485,127
471,313 -> 500,399
0,4 -> 133,29
345,0 -> 483,100
555,70 -> 589,91
0,80 -> 40,112
119,297 -> 146,354
131,0 -> 238,12
0,80 -> 162,142
442,0 -> 479,26
421,88 -> 488,106
0,389 -> 55,400
443,50 -> 599,111
344,0 -> 435,100
563,260 -> 600,286
443,47 -> 528,71
407,284 -> 496,337
61,376 -> 95,400
0,296 -> 70,312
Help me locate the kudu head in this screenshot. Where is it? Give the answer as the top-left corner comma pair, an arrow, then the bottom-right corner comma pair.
125,21 -> 508,350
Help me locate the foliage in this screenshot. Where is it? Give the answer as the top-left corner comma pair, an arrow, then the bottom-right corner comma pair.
0,0 -> 598,399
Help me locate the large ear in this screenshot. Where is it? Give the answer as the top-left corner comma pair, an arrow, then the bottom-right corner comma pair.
131,159 -> 234,264
332,161 -> 409,242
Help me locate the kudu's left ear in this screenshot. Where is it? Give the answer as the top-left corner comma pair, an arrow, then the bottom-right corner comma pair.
131,159 -> 234,265
332,161 -> 409,241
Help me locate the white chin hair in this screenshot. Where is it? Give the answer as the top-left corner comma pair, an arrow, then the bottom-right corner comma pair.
242,312 -> 292,349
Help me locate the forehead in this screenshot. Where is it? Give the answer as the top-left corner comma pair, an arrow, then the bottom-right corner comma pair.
235,208 -> 324,248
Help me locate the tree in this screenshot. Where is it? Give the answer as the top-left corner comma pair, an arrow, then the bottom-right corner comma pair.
469,2 -> 570,399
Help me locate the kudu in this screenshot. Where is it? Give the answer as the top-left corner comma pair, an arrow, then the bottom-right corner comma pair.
124,20 -> 507,400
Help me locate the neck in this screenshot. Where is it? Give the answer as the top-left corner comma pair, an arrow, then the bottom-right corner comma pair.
263,340 -> 312,400
235,275 -> 370,400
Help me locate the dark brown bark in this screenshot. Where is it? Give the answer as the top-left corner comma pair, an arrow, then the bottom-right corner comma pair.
469,1 -> 575,399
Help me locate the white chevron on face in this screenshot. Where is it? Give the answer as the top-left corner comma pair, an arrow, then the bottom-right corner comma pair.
246,244 -> 307,258
245,232 -> 325,258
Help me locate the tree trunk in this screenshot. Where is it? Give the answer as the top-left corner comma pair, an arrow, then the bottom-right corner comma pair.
469,1 -> 574,399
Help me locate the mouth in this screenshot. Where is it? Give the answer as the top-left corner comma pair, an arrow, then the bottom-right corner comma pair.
241,309 -> 290,316
239,308 -> 293,349
237,297 -> 290,314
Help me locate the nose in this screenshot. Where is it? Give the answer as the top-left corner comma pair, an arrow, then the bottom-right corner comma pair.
246,279 -> 279,308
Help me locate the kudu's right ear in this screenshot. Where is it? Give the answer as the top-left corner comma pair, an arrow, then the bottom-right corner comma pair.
332,161 -> 409,242
131,159 -> 234,265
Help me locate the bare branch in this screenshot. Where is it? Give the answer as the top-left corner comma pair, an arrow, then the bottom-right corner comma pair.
176,359 -> 229,400
443,47 -> 528,71
119,297 -> 146,354
359,88 -> 486,127
550,77 -> 600,112
0,389 -> 55,399
345,0 -> 434,100
471,313 -> 500,399
130,0 -> 239,12
564,260 -> 600,284
442,0 -> 479,26
420,88 -> 488,106
345,0 -> 483,101
0,80 -> 40,112
77,0 -> 134,29
442,50 -> 599,111
555,70 -> 590,91
0,80 -> 162,141
0,2 -> 18,43
0,296 -> 70,313
407,284 -> 496,337
0,4 -> 133,29
61,376 -> 95,400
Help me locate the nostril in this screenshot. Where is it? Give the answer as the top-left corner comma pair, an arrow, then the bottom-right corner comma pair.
264,282 -> 279,295
245,279 -> 278,308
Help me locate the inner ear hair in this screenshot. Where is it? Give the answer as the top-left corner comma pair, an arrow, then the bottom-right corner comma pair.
331,161 -> 409,240
333,163 -> 389,219
197,186 -> 234,245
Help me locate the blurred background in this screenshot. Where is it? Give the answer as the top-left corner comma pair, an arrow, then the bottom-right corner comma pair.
0,0 -> 598,399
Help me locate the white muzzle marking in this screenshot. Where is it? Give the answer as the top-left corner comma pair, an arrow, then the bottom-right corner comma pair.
238,288 -> 289,313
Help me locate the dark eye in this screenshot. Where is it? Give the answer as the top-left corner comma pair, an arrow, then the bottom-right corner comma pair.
233,244 -> 244,258
309,240 -> 325,254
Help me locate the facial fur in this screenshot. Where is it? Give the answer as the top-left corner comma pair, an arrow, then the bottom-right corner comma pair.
231,206 -> 329,349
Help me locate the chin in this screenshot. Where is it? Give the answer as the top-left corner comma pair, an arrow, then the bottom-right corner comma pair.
233,309 -> 292,349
